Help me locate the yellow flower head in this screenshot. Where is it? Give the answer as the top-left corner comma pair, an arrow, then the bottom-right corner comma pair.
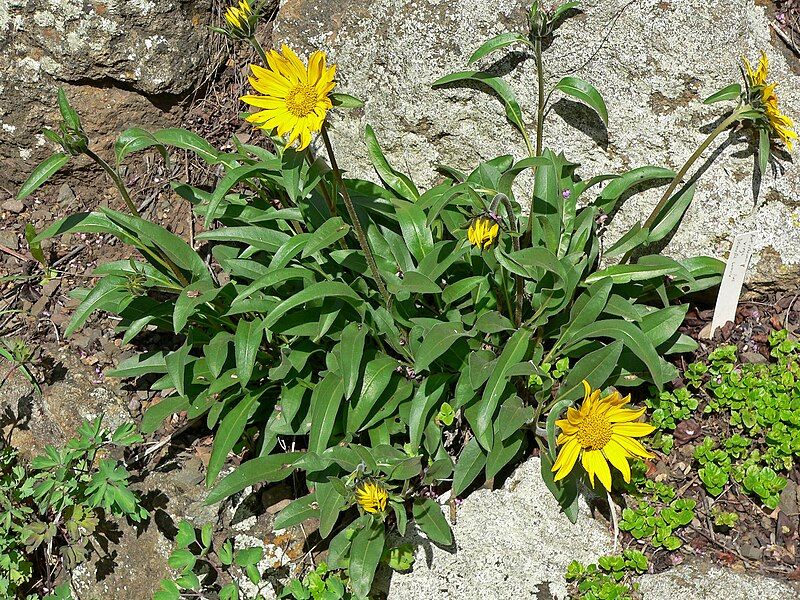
354,481 -> 388,514
467,216 -> 500,250
224,0 -> 255,36
551,381 -> 655,491
743,52 -> 797,151
241,45 -> 336,151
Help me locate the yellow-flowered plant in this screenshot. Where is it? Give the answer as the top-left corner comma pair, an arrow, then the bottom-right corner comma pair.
22,2 -> 796,597
221,0 -> 258,40
552,381 -> 655,491
354,481 -> 388,514
241,45 -> 336,151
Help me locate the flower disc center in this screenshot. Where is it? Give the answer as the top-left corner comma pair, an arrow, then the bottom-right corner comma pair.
286,84 -> 318,117
577,413 -> 612,450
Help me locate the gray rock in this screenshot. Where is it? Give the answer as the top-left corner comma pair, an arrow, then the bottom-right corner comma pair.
2,198 -> 24,213
0,0 -> 214,191
637,561 -> 799,600
383,457 -> 800,600
385,457 -> 615,599
274,0 -> 800,289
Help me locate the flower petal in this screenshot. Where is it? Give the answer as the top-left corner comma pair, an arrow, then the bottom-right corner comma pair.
610,433 -> 654,459
603,438 -> 632,483
611,422 -> 656,438
553,439 -> 581,481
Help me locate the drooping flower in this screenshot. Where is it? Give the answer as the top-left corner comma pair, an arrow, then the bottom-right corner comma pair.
223,0 -> 257,38
744,52 -> 797,151
467,216 -> 500,250
240,44 -> 336,151
552,381 -> 655,491
354,481 -> 388,514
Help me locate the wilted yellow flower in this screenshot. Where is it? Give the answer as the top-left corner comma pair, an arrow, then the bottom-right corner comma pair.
467,216 -> 500,250
354,481 -> 388,514
241,44 -> 336,151
744,52 -> 797,151
552,381 -> 655,491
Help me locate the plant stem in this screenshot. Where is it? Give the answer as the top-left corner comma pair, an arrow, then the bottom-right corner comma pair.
497,194 -> 523,327
534,37 -> 545,159
619,106 -> 746,264
249,36 -> 269,65
84,149 -> 139,217
525,37 -> 546,247
304,152 -> 338,217
320,126 -> 391,306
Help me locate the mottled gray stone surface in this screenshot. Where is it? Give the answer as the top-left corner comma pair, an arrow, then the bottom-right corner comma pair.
383,457 -> 800,600
274,0 -> 800,289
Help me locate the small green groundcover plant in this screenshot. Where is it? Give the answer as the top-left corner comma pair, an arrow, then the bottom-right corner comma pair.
644,330 -> 798,511
0,418 -> 145,599
565,550 -> 648,600
17,0 -> 794,596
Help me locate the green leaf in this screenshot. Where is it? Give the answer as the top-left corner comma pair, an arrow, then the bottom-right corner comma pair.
408,375 -> 450,449
703,83 -> 741,104
206,393 -> 259,486
414,321 -> 468,372
364,125 -> 420,200
557,277 -> 613,347
340,323 -> 367,399
475,328 -> 532,450
316,481 -> 346,538
557,340 -> 624,404
467,32 -> 531,64
394,200 -> 433,261
539,451 -> 579,523
115,127 -> 166,164
17,153 -> 71,200
554,76 -> 608,125
262,282 -> 361,330
274,492 -> 320,529
202,162 -> 280,226
349,355 -> 397,432
442,275 -> 485,304
165,343 -> 191,397
205,452 -> 304,504
234,318 -> 264,388
452,436 -> 487,495
309,372 -> 345,453
141,396 -> 189,434
648,184 -> 696,243
759,127 -> 770,175
433,71 -> 528,141
585,263 -> 682,285
65,275 -> 131,337
413,498 -> 453,545
595,166 -> 675,214
57,88 -> 81,129
486,430 -> 524,479
302,217 -> 350,258
349,520 -> 385,599
152,128 -> 220,165
331,92 -> 365,108
196,225 -> 290,253
563,320 -> 662,387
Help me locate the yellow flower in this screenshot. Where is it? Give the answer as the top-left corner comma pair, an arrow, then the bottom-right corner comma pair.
240,44 -> 336,151
744,52 -> 797,151
467,216 -> 500,250
224,0 -> 255,36
551,381 -> 655,491
354,481 -> 388,514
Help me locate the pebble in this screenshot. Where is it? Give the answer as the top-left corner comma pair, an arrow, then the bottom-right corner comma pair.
2,199 -> 24,213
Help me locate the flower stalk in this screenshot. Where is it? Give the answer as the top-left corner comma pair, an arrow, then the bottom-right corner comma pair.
320,126 -> 391,306
495,193 -> 523,327
620,105 -> 749,264
84,148 -> 140,218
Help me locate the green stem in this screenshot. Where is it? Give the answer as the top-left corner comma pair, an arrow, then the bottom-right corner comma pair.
320,126 -> 391,306
305,152 -> 338,218
85,149 -> 139,217
534,37 -> 545,159
249,36 -> 269,65
497,194 -> 523,327
620,106 -> 746,264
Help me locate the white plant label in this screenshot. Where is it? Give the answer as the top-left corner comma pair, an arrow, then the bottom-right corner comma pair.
705,232 -> 755,339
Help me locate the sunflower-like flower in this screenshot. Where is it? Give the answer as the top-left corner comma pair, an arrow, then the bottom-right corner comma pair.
467,216 -> 500,250
744,52 -> 797,151
354,481 -> 388,514
240,45 -> 336,151
552,381 -> 655,491
223,0 -> 257,39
